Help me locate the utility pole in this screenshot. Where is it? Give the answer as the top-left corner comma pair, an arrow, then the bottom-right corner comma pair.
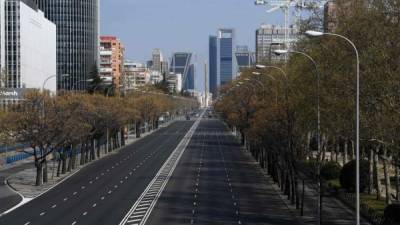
204,62 -> 208,108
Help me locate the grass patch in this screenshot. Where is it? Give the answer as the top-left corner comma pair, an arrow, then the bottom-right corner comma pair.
327,179 -> 341,189
361,194 -> 387,215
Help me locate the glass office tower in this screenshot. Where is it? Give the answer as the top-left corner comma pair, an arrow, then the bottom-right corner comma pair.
34,0 -> 99,91
170,52 -> 192,91
209,29 -> 237,97
209,36 -> 218,96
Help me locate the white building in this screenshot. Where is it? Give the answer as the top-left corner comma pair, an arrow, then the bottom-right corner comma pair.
167,72 -> 182,94
0,0 -> 56,106
123,60 -> 150,90
150,70 -> 163,84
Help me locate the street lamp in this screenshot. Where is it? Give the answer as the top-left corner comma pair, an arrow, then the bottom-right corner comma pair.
306,30 -> 361,225
253,71 -> 278,106
42,74 -> 69,92
275,48 -> 323,223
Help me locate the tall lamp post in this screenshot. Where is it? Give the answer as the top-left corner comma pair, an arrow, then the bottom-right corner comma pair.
274,49 -> 323,224
305,30 -> 360,225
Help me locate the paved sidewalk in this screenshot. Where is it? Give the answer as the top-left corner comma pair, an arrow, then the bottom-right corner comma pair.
242,149 -> 371,225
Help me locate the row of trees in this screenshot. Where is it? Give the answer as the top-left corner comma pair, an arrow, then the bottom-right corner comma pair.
215,0 -> 400,222
0,88 -> 198,186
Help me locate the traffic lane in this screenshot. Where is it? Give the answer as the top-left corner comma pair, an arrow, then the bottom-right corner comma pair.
146,119 -> 299,225
145,125 -> 206,225
0,163 -> 33,214
74,122 -> 194,225
146,121 -> 240,225
0,121 -> 193,225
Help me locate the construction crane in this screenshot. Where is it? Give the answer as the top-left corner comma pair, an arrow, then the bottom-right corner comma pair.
254,0 -> 326,52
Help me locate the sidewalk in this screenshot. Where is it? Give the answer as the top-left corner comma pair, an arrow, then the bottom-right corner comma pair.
239,148 -> 370,225
0,118 -> 178,214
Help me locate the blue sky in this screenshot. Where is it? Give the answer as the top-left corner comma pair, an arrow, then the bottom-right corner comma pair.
100,0 -> 293,92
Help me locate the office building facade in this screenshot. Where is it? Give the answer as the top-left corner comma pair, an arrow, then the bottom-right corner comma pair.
170,52 -> 193,91
100,36 -> 124,89
255,24 -> 299,64
209,29 -> 237,96
152,48 -> 163,73
0,0 -> 56,107
235,45 -> 254,71
34,0 -> 99,91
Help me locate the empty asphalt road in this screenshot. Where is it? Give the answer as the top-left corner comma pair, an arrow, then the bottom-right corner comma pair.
143,119 -> 299,225
0,120 -> 195,225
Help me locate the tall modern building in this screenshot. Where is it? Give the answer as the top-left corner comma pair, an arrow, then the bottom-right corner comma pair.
209,29 -> 237,96
186,64 -> 195,90
34,0 -> 99,91
100,36 -> 124,89
152,48 -> 163,73
235,45 -> 254,71
255,24 -> 299,64
0,0 -> 56,107
170,52 -> 193,91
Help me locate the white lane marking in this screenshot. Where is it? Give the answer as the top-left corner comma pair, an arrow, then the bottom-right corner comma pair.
119,116 -> 202,225
101,196 -> 105,200
73,192 -> 78,195
83,211 -> 88,216
81,186 -> 85,189
52,204 -> 57,208
92,203 -> 97,208
39,212 -> 46,216
64,197 -> 68,201
108,190 -> 112,194
71,221 -> 77,225
24,222 -> 30,225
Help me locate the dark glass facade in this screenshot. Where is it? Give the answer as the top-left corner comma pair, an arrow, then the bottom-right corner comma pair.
170,52 -> 192,91
209,36 -> 217,96
209,29 -> 236,97
186,64 -> 195,90
34,0 -> 99,91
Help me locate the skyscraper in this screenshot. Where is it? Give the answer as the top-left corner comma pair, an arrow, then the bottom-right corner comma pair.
209,36 -> 218,96
186,64 -> 195,90
209,29 -> 237,97
235,45 -> 254,71
34,0 -> 99,91
255,24 -> 298,64
170,52 -> 193,91
152,48 -> 163,73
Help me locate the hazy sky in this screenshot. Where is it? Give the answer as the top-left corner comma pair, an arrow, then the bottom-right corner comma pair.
100,0 -> 294,92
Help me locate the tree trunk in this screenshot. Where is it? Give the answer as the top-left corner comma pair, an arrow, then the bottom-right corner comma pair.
35,162 -> 43,186
43,159 -> 48,183
350,140 -> 355,160
382,147 -> 391,204
57,159 -> 61,177
335,140 -> 339,163
396,162 -> 399,201
373,149 -> 382,200
368,148 -> 374,195
71,147 -> 77,170
343,140 -> 348,165
91,139 -> 96,161
61,154 -> 67,174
